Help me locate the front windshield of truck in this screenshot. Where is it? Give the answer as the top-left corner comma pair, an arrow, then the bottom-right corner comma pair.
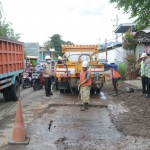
65,52 -> 95,62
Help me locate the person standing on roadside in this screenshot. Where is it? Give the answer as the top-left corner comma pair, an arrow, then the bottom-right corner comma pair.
57,56 -> 63,64
140,53 -> 148,94
78,61 -> 91,111
42,55 -> 53,97
142,53 -> 150,98
105,60 -> 120,96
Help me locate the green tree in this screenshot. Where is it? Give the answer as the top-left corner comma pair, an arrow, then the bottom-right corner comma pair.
62,40 -> 74,45
0,1 -> 21,40
0,19 -> 21,40
43,34 -> 74,53
43,40 -> 53,50
109,0 -> 150,29
50,34 -> 62,52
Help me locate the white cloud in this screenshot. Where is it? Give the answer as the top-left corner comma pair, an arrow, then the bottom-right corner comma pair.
1,0 -> 133,45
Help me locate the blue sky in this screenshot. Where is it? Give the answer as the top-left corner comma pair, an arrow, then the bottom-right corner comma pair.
1,0 -> 133,46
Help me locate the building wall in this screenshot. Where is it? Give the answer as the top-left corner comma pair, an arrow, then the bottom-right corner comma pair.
24,43 -> 39,57
98,46 -> 125,64
39,51 -> 50,60
135,43 -> 145,60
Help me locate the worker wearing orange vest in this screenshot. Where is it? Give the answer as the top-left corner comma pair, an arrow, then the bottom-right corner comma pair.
105,60 -> 120,96
78,61 -> 91,111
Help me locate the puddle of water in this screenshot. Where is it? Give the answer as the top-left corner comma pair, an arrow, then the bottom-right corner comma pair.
100,92 -> 106,100
108,102 -> 129,114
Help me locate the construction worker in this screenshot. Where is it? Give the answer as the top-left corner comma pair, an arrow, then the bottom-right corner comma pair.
42,55 -> 53,97
140,53 -> 148,94
142,54 -> 150,98
78,61 -> 91,111
105,60 -> 120,96
57,56 -> 62,64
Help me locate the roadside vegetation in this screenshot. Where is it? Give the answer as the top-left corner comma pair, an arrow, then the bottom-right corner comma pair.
0,2 -> 21,41
118,63 -> 127,80
43,34 -> 74,59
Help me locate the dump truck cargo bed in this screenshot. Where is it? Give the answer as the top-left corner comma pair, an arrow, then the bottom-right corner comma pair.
0,36 -> 24,75
0,36 -> 24,101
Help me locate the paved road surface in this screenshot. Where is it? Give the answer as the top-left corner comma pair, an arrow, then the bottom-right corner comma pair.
1,81 -> 150,150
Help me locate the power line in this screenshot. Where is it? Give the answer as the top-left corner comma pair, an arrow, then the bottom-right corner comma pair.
107,35 -> 122,42
101,35 -> 122,45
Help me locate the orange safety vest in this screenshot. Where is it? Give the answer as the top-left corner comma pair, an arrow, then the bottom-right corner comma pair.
80,69 -> 91,87
110,68 -> 120,79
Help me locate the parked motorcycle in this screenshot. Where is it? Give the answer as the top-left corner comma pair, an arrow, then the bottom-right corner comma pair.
32,72 -> 44,90
22,72 -> 32,89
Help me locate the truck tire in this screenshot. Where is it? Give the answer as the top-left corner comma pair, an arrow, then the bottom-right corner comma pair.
96,89 -> 101,94
10,80 -> 20,101
3,87 -> 11,101
23,80 -> 27,89
33,82 -> 38,91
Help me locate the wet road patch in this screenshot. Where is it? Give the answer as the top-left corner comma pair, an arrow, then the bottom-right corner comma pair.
23,106 -> 123,150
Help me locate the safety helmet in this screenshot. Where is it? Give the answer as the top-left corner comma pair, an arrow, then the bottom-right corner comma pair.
140,53 -> 147,58
45,55 -> 51,60
82,61 -> 89,67
58,56 -> 62,60
110,60 -> 115,64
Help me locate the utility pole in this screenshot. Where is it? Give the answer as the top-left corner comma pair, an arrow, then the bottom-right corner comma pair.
98,37 -> 101,45
112,14 -> 119,44
97,37 -> 101,49
97,37 -> 101,50
105,38 -> 107,60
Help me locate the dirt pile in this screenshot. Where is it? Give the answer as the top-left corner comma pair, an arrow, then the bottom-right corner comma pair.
103,81 -> 150,138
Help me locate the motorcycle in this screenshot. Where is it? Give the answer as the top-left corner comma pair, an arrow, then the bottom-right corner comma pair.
32,72 -> 44,90
22,72 -> 32,89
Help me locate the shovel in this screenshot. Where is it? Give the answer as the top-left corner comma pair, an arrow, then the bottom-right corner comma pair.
74,87 -> 80,108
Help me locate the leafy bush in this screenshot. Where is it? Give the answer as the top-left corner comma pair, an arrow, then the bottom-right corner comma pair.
123,32 -> 136,50
126,55 -> 135,63
118,63 -> 127,80
30,60 -> 36,67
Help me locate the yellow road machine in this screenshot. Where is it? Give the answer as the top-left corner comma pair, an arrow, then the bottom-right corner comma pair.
55,45 -> 107,94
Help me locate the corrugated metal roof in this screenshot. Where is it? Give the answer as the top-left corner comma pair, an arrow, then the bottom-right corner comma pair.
114,23 -> 135,33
